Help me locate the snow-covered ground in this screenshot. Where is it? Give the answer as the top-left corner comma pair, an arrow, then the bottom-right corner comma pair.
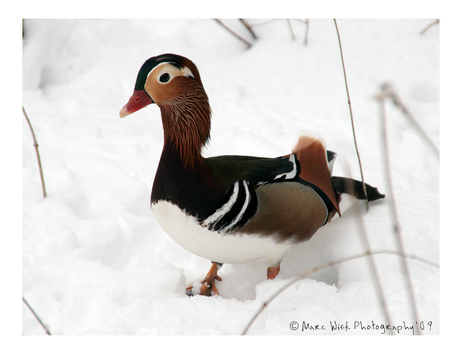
22,19 -> 440,339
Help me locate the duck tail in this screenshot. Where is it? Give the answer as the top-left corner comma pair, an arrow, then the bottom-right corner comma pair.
331,176 -> 385,202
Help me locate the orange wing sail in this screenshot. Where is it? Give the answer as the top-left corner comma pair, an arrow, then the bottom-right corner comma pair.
292,136 -> 341,216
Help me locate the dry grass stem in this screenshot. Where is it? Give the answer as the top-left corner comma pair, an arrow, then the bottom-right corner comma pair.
380,83 -> 439,158
23,297 -> 51,335
23,106 -> 47,198
420,19 -> 439,35
375,89 -> 422,334
333,19 -> 369,208
344,162 -> 394,333
214,19 -> 252,48
239,19 -> 258,40
303,19 -> 309,45
241,249 -> 437,335
287,19 -> 295,40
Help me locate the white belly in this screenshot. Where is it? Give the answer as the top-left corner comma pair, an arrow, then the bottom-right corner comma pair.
151,200 -> 295,266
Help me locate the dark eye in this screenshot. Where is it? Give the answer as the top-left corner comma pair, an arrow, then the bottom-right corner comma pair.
159,72 -> 170,83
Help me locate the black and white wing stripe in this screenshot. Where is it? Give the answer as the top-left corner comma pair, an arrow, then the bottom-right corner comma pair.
205,153 -> 300,186
200,180 -> 257,233
198,153 -> 301,233
266,154 -> 298,184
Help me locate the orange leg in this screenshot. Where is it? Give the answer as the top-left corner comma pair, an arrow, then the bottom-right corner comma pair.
267,265 -> 280,280
186,262 -> 223,297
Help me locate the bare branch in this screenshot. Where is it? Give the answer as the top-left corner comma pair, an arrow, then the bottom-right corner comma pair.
343,162 -> 394,333
239,19 -> 258,40
23,106 -> 47,198
287,19 -> 295,40
215,19 -> 252,48
248,19 -> 275,26
420,19 -> 439,35
375,89 -> 422,335
241,249 -> 438,335
379,83 -> 439,158
333,19 -> 368,208
23,297 -> 51,335
303,19 -> 309,45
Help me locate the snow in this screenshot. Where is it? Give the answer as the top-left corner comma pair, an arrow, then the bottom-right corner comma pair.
22,18 -> 439,340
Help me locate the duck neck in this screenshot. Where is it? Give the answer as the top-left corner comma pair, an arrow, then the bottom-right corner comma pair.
158,90 -> 211,170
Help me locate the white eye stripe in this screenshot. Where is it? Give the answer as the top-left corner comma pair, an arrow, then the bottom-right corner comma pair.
181,66 -> 195,79
148,62 -> 195,84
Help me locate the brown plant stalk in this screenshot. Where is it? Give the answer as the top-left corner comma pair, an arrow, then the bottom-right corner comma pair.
23,106 -> 47,198
375,88 -> 422,335
23,297 -> 51,335
241,249 -> 438,335
333,19 -> 369,208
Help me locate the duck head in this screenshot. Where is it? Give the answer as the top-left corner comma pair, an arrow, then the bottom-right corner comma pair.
120,54 -> 212,169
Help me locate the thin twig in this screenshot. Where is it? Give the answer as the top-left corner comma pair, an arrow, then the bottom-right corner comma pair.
287,19 -> 295,40
241,249 -> 437,335
375,89 -> 422,335
239,19 -> 258,40
248,19 -> 275,26
344,162 -> 394,333
23,297 -> 51,335
214,19 -> 252,48
380,83 -> 439,158
333,19 -> 368,208
303,19 -> 309,46
420,19 -> 439,35
23,106 -> 47,198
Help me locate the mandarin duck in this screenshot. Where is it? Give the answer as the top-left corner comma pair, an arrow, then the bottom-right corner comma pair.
120,53 -> 384,296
